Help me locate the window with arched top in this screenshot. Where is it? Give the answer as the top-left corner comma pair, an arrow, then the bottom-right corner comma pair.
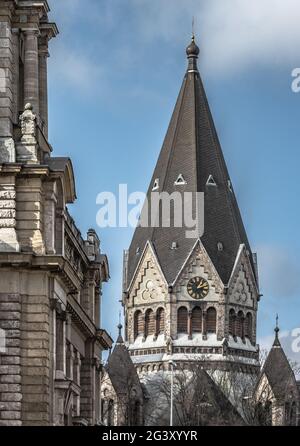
207,307 -> 217,333
157,308 -> 165,334
290,402 -> 297,426
229,309 -> 236,336
177,307 -> 188,334
245,312 -> 253,341
236,311 -> 244,338
265,401 -> 272,426
134,310 -> 144,340
145,309 -> 155,337
130,401 -> 141,426
107,399 -> 114,426
192,307 -> 202,333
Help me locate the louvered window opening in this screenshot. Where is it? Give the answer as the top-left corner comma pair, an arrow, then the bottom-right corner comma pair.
178,307 -> 188,333
192,307 -> 202,333
207,307 -> 217,333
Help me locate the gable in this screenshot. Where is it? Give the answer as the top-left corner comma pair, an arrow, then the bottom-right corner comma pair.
173,240 -> 224,301
128,243 -> 168,306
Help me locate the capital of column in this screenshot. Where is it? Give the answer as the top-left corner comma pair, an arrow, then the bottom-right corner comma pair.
22,28 -> 40,37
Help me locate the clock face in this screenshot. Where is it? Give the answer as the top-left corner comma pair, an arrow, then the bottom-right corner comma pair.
187,277 -> 209,299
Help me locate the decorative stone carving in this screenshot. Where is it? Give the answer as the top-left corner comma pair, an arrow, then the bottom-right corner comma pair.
16,103 -> 38,164
20,103 -> 37,143
142,280 -> 156,301
0,137 -> 15,163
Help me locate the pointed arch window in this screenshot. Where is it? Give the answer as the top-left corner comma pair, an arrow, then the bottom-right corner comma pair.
236,311 -> 244,338
265,401 -> 272,426
290,402 -> 297,426
192,307 -> 202,333
207,307 -> 217,333
245,313 -> 253,341
229,309 -> 236,337
145,309 -> 155,337
177,307 -> 188,334
157,308 -> 165,335
134,310 -> 144,340
174,174 -> 187,186
107,399 -> 114,426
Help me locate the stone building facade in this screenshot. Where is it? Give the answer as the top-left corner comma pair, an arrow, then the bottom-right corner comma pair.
122,36 -> 260,380
0,0 -> 113,426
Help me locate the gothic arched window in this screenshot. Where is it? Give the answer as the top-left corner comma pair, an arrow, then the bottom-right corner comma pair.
145,309 -> 155,337
236,311 -> 244,338
290,402 -> 297,426
229,309 -> 236,337
265,401 -> 272,426
177,307 -> 188,334
134,310 -> 143,339
245,312 -> 253,341
157,308 -> 165,334
207,307 -> 217,333
107,399 -> 114,426
192,307 -> 202,333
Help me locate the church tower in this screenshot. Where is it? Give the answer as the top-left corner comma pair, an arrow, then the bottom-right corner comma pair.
123,36 -> 260,377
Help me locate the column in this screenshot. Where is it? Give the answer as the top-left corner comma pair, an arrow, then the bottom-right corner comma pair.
202,311 -> 207,340
66,343 -> 74,381
44,180 -> 57,254
38,40 -> 49,137
0,6 -> 15,162
188,310 -> 192,340
11,28 -> 20,124
23,29 -> 39,116
55,311 -> 66,378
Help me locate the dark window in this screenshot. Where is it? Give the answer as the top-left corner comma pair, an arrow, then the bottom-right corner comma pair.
229,309 -> 236,336
107,400 -> 114,426
134,310 -> 143,339
157,308 -> 165,334
245,313 -> 253,341
236,311 -> 244,338
177,307 -> 188,333
207,307 -> 217,333
290,402 -> 297,426
145,309 -> 155,337
192,307 -> 202,333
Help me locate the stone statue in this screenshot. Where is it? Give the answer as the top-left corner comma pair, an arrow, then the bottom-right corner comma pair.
20,103 -> 36,143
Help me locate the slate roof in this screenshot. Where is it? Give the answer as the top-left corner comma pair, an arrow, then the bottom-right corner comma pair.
106,328 -> 144,398
259,329 -> 297,401
126,37 -> 255,288
192,369 -> 245,426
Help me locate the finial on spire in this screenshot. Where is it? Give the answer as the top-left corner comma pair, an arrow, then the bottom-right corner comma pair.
192,16 -> 195,40
274,314 -> 280,346
186,20 -> 200,63
118,310 -> 123,337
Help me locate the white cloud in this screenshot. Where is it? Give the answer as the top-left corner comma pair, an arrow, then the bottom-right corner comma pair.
47,0 -> 300,92
48,44 -> 106,95
131,0 -> 300,74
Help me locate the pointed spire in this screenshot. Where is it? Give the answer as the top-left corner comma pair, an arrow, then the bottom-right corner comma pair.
273,314 -> 281,347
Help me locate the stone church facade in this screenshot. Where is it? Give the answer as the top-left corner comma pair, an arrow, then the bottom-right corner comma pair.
123,36 -> 260,377
0,1 -> 112,426
108,36 -> 300,426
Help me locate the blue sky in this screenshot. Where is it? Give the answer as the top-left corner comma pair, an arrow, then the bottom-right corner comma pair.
47,0 -> 300,362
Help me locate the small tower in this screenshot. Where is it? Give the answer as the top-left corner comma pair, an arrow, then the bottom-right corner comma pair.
254,317 -> 299,426
123,36 -> 260,380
